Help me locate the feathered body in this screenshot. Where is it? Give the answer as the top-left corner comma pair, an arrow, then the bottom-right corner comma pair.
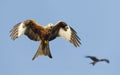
10,19 -> 81,60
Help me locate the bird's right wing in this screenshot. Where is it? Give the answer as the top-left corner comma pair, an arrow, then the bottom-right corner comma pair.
101,59 -> 110,63
10,20 -> 43,41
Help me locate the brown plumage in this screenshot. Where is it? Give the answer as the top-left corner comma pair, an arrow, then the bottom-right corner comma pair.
10,19 -> 53,60
86,56 -> 110,65
10,20 -> 81,60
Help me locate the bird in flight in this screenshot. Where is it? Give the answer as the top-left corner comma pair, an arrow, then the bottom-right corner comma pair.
10,19 -> 81,60
86,56 -> 109,65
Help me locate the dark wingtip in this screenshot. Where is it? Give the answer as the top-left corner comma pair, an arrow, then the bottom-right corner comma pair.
32,57 -> 36,61
107,60 -> 110,63
85,56 -> 90,58
48,54 -> 52,59
106,59 -> 110,63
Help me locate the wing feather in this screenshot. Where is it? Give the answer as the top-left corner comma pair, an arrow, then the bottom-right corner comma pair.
71,27 -> 81,47
25,27 -> 40,41
10,20 -> 42,41
86,56 -> 99,61
58,25 -> 81,47
10,22 -> 27,40
42,21 -> 81,47
100,59 -> 110,63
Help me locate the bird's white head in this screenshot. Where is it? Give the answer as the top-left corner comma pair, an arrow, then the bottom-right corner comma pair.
44,23 -> 54,29
47,23 -> 54,27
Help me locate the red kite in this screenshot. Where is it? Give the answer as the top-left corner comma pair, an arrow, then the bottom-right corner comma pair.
10,19 -> 81,60
86,56 -> 109,65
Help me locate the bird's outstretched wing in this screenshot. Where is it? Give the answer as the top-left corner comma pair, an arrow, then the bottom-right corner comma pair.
49,21 -> 81,47
100,59 -> 110,63
10,19 -> 44,41
86,56 -> 99,61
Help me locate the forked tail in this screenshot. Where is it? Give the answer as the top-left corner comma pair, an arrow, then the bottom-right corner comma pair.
32,41 -> 52,60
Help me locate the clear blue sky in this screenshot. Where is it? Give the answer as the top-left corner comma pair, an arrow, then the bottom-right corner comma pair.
1,0 -> 120,75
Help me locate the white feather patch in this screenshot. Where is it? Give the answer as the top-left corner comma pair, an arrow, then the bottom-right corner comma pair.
44,23 -> 54,29
58,26 -> 72,41
18,22 -> 27,37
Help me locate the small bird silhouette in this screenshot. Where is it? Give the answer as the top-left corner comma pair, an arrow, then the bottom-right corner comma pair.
86,56 -> 110,66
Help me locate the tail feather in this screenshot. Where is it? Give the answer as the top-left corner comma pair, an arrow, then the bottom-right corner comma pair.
45,42 -> 52,58
32,41 -> 52,60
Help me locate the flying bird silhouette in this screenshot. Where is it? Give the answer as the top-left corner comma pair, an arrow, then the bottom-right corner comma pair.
10,19 -> 81,60
86,56 -> 109,65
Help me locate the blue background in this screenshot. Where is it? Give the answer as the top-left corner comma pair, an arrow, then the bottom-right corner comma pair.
1,0 -> 120,75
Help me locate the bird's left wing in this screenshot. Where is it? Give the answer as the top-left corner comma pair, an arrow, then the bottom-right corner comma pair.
49,21 -> 81,47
